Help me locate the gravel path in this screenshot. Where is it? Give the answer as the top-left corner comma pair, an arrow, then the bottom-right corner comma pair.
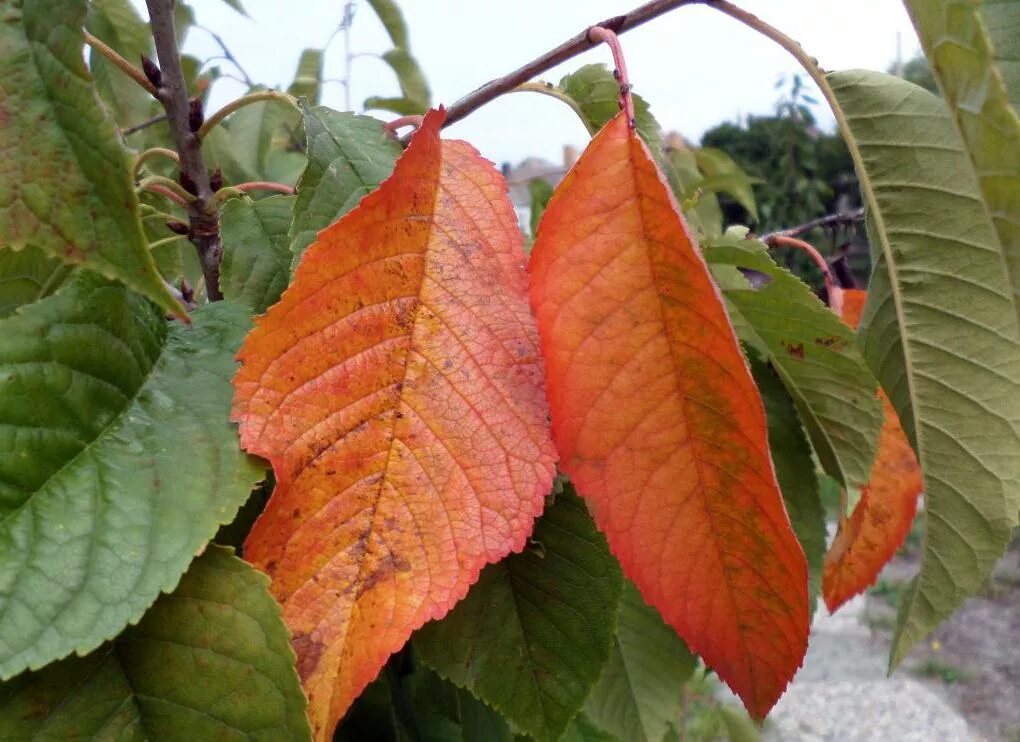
761,595 -> 984,741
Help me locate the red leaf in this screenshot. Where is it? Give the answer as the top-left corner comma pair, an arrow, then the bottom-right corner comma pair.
822,288 -> 923,612
528,112 -> 809,719
232,108 -> 556,740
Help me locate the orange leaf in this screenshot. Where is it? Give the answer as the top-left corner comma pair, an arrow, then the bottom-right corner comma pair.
232,108 -> 556,740
528,112 -> 809,719
822,288 -> 923,612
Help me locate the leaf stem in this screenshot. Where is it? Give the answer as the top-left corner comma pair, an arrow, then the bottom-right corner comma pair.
383,115 -> 425,134
83,30 -> 158,97
148,234 -> 188,250
137,176 -> 196,207
197,90 -> 299,141
121,113 -> 169,137
511,82 -> 591,134
133,147 -> 181,177
211,182 -> 297,207
763,234 -> 834,299
586,27 -> 635,126
146,0 -> 223,300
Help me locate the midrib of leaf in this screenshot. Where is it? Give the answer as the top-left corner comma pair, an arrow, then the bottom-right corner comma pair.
612,640 -> 652,741
314,109 -> 391,194
624,129 -> 756,680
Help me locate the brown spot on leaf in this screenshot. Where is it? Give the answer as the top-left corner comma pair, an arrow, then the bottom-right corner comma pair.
781,341 -> 805,359
292,632 -> 326,682
814,336 -> 846,351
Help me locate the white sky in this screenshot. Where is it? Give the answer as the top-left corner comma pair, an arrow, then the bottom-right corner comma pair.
131,1 -> 921,166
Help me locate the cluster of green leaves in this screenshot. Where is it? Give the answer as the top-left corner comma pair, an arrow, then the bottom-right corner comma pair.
0,0 -> 1018,739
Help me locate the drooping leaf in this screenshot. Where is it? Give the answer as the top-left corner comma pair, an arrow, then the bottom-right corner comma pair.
703,230 -> 883,492
903,0 -> 1020,309
288,48 -> 325,105
220,194 -> 295,314
583,582 -> 697,742
415,485 -> 622,742
85,0 -> 156,128
663,146 -> 724,238
364,49 -> 431,115
366,0 -> 410,50
821,288 -> 923,612
0,276 -> 262,679
0,0 -> 183,317
693,147 -> 760,222
748,353 -> 826,616
233,109 -> 557,740
0,545 -> 309,740
828,69 -> 1020,664
289,103 -> 402,261
528,111 -> 809,719
0,245 -> 71,319
217,0 -> 248,16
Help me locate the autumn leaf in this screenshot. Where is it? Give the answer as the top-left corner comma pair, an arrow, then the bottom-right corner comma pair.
232,108 -> 556,740
822,288 -> 923,612
528,111 -> 809,719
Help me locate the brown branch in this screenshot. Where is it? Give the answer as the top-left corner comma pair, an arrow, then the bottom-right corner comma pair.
145,0 -> 223,300
759,208 -> 865,241
83,30 -> 158,97
441,0 -> 706,130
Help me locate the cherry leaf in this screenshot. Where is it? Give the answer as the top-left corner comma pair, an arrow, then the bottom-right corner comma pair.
232,108 -> 556,740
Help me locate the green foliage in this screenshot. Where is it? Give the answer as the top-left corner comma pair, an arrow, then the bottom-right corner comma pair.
220,194 -> 296,313
0,1 -> 1017,739
288,104 -> 402,261
582,582 -> 697,742
704,230 -> 883,491
415,487 -> 623,741
829,69 -> 1020,665
0,546 -> 309,740
0,276 -> 263,679
0,0 -> 181,315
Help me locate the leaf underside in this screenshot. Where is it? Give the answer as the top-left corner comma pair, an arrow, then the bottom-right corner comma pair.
829,69 -> 1020,664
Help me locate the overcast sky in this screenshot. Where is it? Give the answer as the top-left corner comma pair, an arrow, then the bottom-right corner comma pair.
130,1 -> 921,166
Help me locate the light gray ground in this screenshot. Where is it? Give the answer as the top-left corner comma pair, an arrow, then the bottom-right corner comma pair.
759,595 -> 984,742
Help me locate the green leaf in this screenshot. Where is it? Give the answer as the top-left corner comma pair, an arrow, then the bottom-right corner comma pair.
693,147 -> 761,221
559,64 -> 662,153
528,178 -> 554,238
0,276 -> 263,679
0,0 -> 183,316
289,103 -> 402,261
366,0 -> 410,49
202,123 -> 260,188
560,714 -> 620,742
288,48 -> 324,105
336,660 -> 514,742
0,246 -> 71,319
749,353 -> 826,614
362,96 -> 430,116
903,0 -> 1020,310
717,705 -> 761,742
415,486 -> 623,742
664,147 -> 724,238
218,0 -> 248,15
703,229 -> 883,491
0,545 -> 309,740
85,0 -> 156,128
221,194 -> 295,313
221,93 -> 301,184
583,582 -> 697,742
372,48 -> 431,113
827,69 -> 1020,665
